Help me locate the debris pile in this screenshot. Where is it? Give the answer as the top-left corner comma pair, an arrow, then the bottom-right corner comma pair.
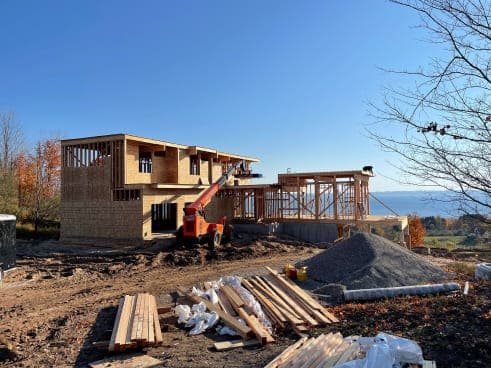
298,232 -> 448,289
264,333 -> 359,368
175,267 -> 338,345
265,332 -> 429,368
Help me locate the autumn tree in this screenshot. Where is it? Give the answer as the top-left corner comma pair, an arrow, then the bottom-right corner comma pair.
17,139 -> 61,232
0,111 -> 24,214
369,0 -> 491,221
409,214 -> 426,246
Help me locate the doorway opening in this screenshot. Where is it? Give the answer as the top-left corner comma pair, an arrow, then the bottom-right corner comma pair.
151,203 -> 177,232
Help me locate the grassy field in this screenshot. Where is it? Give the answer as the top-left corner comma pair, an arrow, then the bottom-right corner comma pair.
424,235 -> 491,250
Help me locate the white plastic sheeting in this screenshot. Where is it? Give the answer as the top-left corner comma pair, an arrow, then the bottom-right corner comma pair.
475,263 -> 491,281
174,275 -> 272,336
174,302 -> 219,335
335,333 -> 424,368
220,276 -> 273,334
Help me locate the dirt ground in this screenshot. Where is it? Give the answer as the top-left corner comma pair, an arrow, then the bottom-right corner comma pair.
1,236 -> 490,367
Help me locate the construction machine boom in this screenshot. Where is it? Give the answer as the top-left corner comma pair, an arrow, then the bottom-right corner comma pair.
177,161 -> 240,247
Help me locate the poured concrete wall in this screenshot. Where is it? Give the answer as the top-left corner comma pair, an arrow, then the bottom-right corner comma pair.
0,214 -> 16,269
232,222 -> 338,244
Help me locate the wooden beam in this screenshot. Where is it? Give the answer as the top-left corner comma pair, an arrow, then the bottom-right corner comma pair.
184,291 -> 252,339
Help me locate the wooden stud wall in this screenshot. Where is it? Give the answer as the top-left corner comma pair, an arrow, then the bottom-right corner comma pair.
221,173 -> 371,222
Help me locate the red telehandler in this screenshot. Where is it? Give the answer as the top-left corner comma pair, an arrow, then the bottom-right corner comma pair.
176,161 -> 241,248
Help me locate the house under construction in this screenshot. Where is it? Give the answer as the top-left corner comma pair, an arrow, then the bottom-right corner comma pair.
60,134 -> 408,244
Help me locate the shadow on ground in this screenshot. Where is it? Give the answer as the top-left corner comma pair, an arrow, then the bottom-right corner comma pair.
74,306 -> 117,367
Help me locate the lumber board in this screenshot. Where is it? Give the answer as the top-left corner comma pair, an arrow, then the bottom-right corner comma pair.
185,291 -> 252,339
150,295 -> 163,344
262,275 -> 318,326
89,354 -> 163,368
142,294 -> 149,343
313,341 -> 350,368
305,333 -> 344,368
108,297 -> 124,352
327,343 -> 359,367
285,334 -> 326,368
217,289 -> 238,316
213,338 -> 260,351
148,294 -> 155,345
115,295 -> 134,350
157,306 -> 172,314
237,308 -> 272,345
220,285 -> 245,309
281,336 -> 320,368
266,267 -> 338,323
264,337 -> 308,368
242,279 -> 286,328
299,333 -> 337,368
131,294 -> 142,341
125,296 -> 137,348
249,277 -> 303,324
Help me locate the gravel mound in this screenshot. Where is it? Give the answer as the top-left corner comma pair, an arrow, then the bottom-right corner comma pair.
297,232 -> 448,289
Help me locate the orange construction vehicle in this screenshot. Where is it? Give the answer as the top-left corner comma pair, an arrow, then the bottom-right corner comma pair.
176,161 -> 241,248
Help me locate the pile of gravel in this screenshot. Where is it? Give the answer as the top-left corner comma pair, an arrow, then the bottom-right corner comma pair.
297,232 -> 448,290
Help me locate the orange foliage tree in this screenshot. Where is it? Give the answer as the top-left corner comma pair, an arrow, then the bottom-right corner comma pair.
409,214 -> 426,246
17,139 -> 60,232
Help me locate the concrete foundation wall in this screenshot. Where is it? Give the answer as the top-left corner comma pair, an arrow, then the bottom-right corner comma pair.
232,222 -> 338,244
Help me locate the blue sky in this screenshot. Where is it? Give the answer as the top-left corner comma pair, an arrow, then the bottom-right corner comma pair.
0,1 -> 442,191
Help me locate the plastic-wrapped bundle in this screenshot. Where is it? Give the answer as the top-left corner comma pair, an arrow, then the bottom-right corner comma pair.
475,263 -> 491,281
220,275 -> 273,334
335,332 -> 424,368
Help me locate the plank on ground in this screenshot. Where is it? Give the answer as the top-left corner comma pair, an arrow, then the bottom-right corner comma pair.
249,278 -> 303,324
217,289 -> 237,316
142,293 -> 149,343
150,295 -> 163,344
242,279 -> 286,328
213,339 -> 260,351
131,294 -> 142,342
89,354 -> 163,368
261,275 -> 318,327
183,290 -> 252,339
266,276 -> 332,325
237,308 -> 274,345
115,295 -> 134,351
264,337 -> 308,368
108,297 -> 125,352
266,267 -> 338,323
148,294 -> 155,345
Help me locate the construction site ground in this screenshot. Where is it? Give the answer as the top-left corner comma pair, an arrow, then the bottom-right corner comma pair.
1,236 -> 490,368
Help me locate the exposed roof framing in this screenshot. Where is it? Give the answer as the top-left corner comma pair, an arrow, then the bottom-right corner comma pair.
61,133 -> 259,162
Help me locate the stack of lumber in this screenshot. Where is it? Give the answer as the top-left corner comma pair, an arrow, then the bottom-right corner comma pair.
109,293 -> 163,352
242,267 -> 338,334
264,333 -> 360,368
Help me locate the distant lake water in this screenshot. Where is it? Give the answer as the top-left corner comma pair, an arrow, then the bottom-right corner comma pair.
369,191 -> 487,218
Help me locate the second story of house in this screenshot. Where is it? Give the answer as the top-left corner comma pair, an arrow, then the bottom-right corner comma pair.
61,134 -> 259,194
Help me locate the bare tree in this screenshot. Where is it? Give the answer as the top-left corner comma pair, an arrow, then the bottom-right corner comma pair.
0,111 -> 24,215
0,111 -> 24,171
369,0 -> 491,220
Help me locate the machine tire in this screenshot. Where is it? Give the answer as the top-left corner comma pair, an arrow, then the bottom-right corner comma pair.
175,226 -> 184,247
208,231 -> 222,249
223,224 -> 234,243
